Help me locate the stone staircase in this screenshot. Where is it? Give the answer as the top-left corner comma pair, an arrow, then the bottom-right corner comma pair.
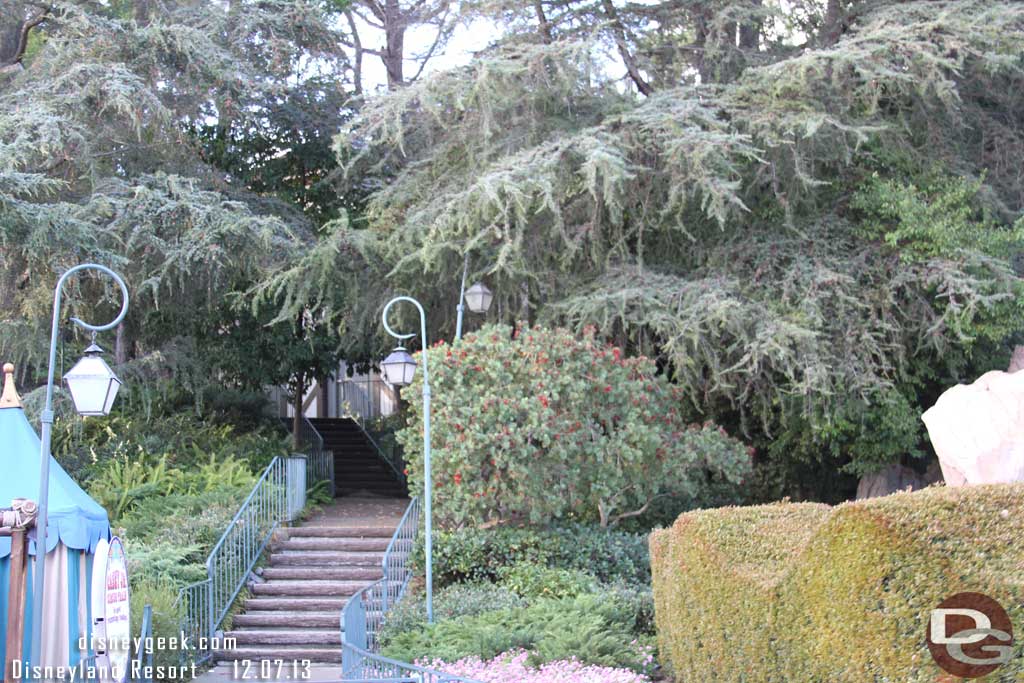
214,498 -> 409,667
310,418 -> 407,497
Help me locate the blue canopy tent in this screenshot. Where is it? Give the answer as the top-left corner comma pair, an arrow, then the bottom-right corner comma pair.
0,367 -> 110,672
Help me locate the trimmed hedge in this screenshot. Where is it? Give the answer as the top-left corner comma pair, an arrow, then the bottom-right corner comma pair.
650,484 -> 1024,682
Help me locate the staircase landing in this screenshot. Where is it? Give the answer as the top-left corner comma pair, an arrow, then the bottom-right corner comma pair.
212,496 -> 409,670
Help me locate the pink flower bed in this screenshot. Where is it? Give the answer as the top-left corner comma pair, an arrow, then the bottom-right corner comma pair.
418,649 -> 651,683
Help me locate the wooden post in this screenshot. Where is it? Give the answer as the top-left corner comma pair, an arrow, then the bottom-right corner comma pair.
5,526 -> 28,683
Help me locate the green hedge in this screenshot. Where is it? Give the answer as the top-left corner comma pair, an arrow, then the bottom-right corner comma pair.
425,525 -> 650,587
650,484 -> 1024,682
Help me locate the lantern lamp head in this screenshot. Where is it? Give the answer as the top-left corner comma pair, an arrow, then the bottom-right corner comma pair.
63,343 -> 122,416
464,282 -> 493,314
381,346 -> 417,387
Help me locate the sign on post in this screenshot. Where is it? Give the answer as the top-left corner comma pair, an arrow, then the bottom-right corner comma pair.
90,537 -> 130,683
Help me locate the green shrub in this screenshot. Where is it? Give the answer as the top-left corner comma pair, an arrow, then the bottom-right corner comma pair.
130,577 -> 183,677
599,582 -> 656,636
498,563 -> 598,600
650,484 -> 1024,682
398,323 -> 752,527
51,411 -> 285,484
125,538 -> 207,586
427,525 -> 650,586
381,582 -> 527,644
382,595 -> 653,672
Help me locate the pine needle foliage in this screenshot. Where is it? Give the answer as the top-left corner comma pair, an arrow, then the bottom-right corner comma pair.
337,0 -> 1024,492
1,0 -> 352,396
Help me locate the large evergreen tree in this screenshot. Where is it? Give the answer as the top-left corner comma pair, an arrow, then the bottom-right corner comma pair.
0,0 -> 354,404
326,0 -> 1024,499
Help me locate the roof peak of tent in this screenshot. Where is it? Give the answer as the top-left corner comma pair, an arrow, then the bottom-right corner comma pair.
0,362 -> 22,409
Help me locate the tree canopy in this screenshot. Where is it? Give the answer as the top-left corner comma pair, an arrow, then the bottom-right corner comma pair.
324,0 -> 1024,498
3,0 -> 1023,500
0,0 -> 354,406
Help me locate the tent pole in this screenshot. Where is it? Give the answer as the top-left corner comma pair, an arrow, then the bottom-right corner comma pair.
6,525 -> 29,683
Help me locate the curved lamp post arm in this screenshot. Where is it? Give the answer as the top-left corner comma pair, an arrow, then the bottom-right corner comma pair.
382,295 -> 429,377
381,296 -> 434,623
41,264 -> 130,421
31,264 -> 129,668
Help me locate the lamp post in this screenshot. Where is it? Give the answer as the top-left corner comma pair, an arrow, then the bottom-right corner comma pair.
30,264 -> 129,669
380,296 -> 435,623
454,255 -> 493,341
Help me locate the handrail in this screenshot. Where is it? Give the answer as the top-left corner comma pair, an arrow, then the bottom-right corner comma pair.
380,497 -> 419,614
341,498 -> 479,682
350,415 -> 406,486
177,455 -> 295,665
206,457 -> 286,630
134,604 -> 154,683
341,640 -> 483,683
286,415 -> 335,496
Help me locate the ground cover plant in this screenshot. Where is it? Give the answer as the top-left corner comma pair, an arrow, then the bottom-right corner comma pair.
385,517 -> 661,680
418,650 -> 652,683
382,579 -> 658,680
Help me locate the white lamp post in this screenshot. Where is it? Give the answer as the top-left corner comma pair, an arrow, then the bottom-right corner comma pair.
454,254 -> 493,341
381,297 -> 435,623
30,264 -> 128,671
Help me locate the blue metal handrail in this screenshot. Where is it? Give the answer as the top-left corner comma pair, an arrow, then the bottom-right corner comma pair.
290,415 -> 335,496
177,455 -> 296,665
133,604 -> 154,683
380,497 -> 419,614
341,498 -> 479,682
350,415 -> 406,486
341,642 -> 483,683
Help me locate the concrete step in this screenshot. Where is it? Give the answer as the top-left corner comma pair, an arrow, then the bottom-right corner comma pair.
233,611 -> 340,628
215,646 -> 341,664
250,580 -> 366,597
284,526 -> 395,538
260,566 -> 381,581
269,550 -> 384,567
244,597 -> 348,612
274,537 -> 391,552
226,629 -> 341,646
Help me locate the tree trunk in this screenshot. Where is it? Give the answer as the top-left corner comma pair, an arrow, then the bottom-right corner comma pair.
738,0 -> 762,51
821,0 -> 846,47
0,3 -> 47,71
345,10 -> 364,95
533,0 -> 553,44
600,0 -> 653,96
693,3 -> 711,84
115,323 -> 127,365
382,0 -> 405,89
